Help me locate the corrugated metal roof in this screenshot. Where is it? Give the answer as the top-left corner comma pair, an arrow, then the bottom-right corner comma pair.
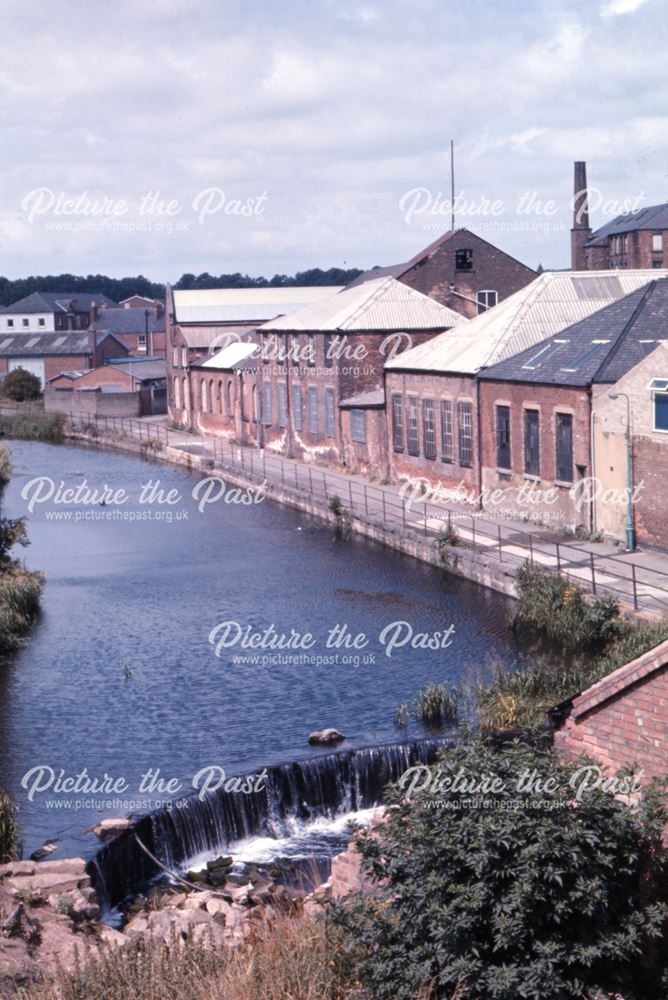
385,269 -> 668,375
173,286 -> 343,324
261,277 -> 464,332
201,342 -> 258,370
0,332 -> 93,356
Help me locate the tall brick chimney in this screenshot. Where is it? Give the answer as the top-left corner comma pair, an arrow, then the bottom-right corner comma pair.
571,161 -> 592,271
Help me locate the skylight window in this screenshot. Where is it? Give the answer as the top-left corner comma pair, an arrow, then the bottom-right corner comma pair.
522,340 -> 568,370
561,339 -> 609,372
648,377 -> 668,391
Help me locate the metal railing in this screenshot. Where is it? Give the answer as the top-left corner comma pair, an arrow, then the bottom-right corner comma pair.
9,407 -> 667,617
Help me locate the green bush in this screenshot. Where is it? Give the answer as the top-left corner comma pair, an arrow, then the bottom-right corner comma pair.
410,681 -> 460,726
331,735 -> 668,1000
514,563 -> 628,653
2,368 -> 42,402
0,443 -> 11,488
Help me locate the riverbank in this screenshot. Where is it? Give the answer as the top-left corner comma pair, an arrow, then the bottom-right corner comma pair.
60,416 -> 668,622
0,445 -> 43,656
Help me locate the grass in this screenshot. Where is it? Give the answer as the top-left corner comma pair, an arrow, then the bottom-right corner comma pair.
395,681 -> 460,728
0,565 -> 44,654
0,412 -> 64,443
471,562 -> 668,730
0,443 -> 11,487
16,915 -> 369,1000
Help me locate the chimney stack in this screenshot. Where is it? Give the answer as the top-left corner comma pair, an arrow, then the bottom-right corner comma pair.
571,161 -> 592,271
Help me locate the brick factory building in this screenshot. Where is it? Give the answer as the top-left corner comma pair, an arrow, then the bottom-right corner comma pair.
572,160 -> 668,272
166,285 -> 343,428
188,277 -> 463,473
0,330 -> 128,387
478,278 -> 668,534
384,270 -> 667,499
348,227 -> 537,319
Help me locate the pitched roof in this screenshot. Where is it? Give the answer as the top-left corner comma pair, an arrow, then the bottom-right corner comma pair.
172,286 -> 344,324
478,281 -> 668,386
93,307 -> 165,334
1,292 -> 116,314
200,342 -> 258,370
261,276 -> 464,332
587,203 -> 668,245
0,332 -> 94,356
385,269 -> 668,375
559,638 -> 668,721
347,227 -> 536,289
339,388 -> 385,408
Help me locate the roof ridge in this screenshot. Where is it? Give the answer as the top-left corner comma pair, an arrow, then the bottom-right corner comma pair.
592,280 -> 658,381
477,271 -> 551,369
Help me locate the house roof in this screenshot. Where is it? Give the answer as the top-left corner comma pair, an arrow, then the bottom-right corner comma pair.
1,292 -> 116,314
385,269 -> 668,375
347,227 -> 536,289
587,203 -> 668,246
200,342 -> 258,371
172,286 -> 344,324
261,276 -> 464,332
94,307 -> 165,334
46,370 -> 88,383
479,279 -> 668,386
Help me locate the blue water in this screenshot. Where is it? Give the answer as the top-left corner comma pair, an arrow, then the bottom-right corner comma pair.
0,439 -> 528,858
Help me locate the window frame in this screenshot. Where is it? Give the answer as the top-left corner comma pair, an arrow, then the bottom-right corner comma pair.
440,399 -> 454,463
555,412 -> 574,484
391,393 -> 404,453
422,398 -> 436,460
406,396 -> 420,457
350,409 -> 366,444
523,408 -> 540,477
458,400 -> 473,467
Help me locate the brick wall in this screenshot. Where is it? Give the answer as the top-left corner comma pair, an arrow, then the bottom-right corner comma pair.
44,388 -> 140,418
478,379 -> 592,531
554,640 -> 668,780
400,230 -> 536,318
592,342 -> 668,548
385,371 -> 479,493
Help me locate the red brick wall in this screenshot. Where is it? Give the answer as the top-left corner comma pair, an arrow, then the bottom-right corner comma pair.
478,380 -> 592,530
555,645 -> 668,781
399,231 -> 536,318
44,353 -> 92,382
385,371 -> 479,493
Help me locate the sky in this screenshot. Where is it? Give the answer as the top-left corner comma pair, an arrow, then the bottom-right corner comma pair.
0,0 -> 666,282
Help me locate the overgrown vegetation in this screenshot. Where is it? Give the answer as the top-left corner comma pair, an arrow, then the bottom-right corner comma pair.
1,368 -> 42,402
330,735 -> 668,1000
17,916 -> 360,1000
329,494 -> 352,540
0,412 -> 64,443
0,786 -> 18,863
474,564 -> 668,730
0,443 -> 11,488
395,681 -> 460,728
0,518 -> 43,654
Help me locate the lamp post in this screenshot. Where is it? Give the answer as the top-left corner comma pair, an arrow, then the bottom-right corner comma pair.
608,392 -> 635,552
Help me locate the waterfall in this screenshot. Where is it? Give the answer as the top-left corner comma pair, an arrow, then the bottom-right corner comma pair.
88,737 -> 449,913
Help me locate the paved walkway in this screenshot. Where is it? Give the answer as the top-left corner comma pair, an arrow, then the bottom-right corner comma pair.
94,415 -> 668,617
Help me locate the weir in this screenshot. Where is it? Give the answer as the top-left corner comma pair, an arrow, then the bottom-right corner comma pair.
88,737 -> 449,912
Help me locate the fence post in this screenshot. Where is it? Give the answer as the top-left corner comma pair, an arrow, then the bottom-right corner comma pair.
528,532 -> 534,565
308,467 -> 313,494
382,489 -> 386,522
281,459 -> 285,487
423,501 -> 428,536
590,552 -> 597,595
364,485 -> 369,518
556,543 -> 561,574
631,562 -> 639,611
471,516 -> 476,552
401,494 -> 405,529
294,464 -> 298,490
348,480 -> 352,512
263,451 -> 266,480
498,524 -> 503,562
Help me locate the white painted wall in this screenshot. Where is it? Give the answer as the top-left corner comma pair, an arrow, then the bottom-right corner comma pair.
1,313 -> 54,332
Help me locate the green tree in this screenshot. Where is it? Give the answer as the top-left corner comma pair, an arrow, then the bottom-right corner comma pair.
331,735 -> 668,1000
2,368 -> 42,401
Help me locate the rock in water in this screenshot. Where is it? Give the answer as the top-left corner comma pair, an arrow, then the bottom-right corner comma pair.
307,728 -> 345,746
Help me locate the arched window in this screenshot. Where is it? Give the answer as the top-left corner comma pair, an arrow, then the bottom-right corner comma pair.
183,377 -> 190,411
201,379 -> 208,413
209,380 -> 215,415
251,384 -> 258,422
217,380 -> 224,414
226,379 -> 233,415
174,377 -> 181,409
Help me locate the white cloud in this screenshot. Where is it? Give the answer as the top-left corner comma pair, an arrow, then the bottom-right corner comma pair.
600,0 -> 650,17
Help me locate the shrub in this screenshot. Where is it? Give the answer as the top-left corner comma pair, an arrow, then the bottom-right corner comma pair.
0,443 -> 11,488
2,368 -> 42,402
513,563 -> 628,653
0,787 -> 18,863
331,735 -> 668,1000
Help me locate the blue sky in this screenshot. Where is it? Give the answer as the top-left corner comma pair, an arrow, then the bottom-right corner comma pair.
0,0 -> 666,281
